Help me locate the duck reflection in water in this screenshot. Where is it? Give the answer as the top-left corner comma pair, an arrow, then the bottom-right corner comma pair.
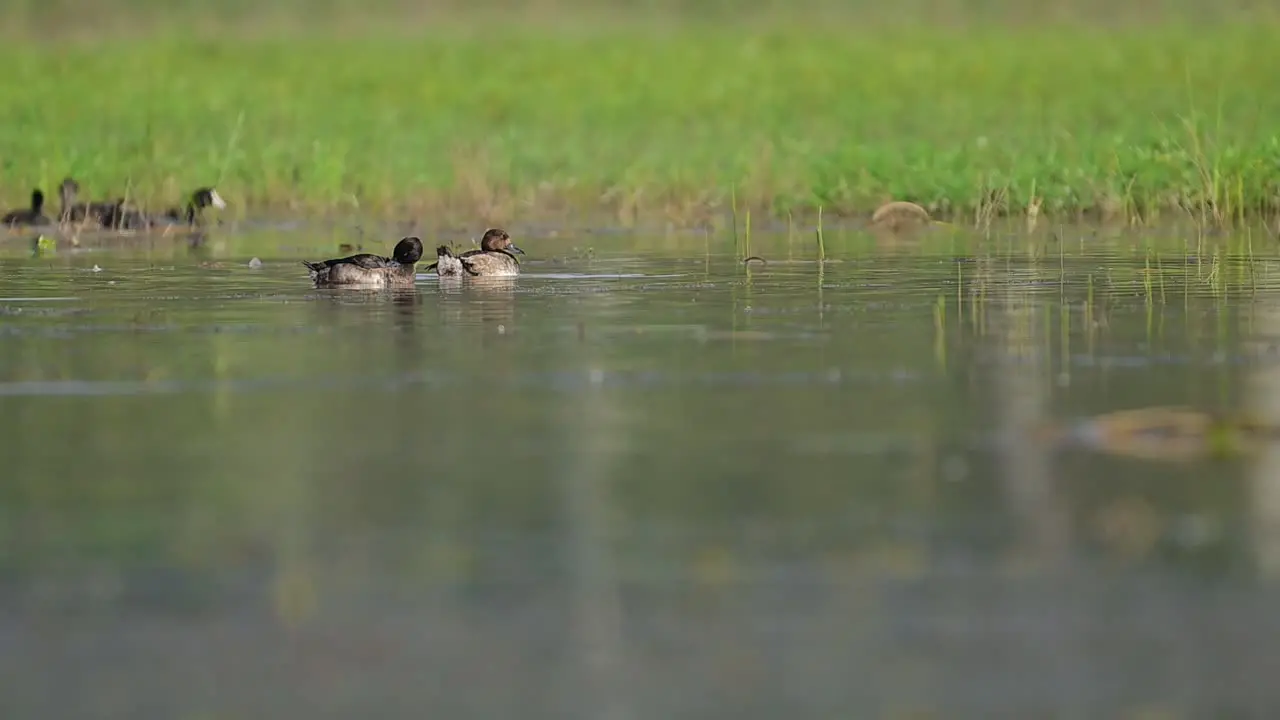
433,274 -> 517,338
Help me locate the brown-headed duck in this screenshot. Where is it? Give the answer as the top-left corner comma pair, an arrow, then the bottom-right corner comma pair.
57,177 -> 116,225
427,228 -> 524,277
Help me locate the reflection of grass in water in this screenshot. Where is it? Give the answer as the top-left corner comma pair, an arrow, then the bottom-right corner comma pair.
815,207 -> 826,263
933,294 -> 946,371
0,13 -> 1277,224
935,242 -> 1262,378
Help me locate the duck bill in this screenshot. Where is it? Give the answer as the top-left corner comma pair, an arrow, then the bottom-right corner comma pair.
209,189 -> 228,209
507,244 -> 526,255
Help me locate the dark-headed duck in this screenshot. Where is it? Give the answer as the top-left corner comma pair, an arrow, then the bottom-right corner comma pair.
3,189 -> 51,227
156,186 -> 227,227
302,236 -> 424,288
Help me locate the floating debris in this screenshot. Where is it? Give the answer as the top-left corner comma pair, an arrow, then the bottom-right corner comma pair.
1040,406 -> 1280,462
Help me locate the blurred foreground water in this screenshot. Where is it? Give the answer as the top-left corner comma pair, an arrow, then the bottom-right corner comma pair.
2,227 -> 1279,718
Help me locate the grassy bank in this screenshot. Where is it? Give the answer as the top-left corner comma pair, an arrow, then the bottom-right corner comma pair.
1,13 -> 1278,228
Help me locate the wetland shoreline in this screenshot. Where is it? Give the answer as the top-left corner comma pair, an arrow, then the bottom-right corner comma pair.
1,13 -> 1277,229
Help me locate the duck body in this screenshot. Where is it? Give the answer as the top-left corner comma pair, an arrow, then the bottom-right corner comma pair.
458,247 -> 522,277
100,201 -> 151,230
303,236 -> 424,289
63,202 -> 116,224
3,189 -> 51,227
426,228 -> 524,278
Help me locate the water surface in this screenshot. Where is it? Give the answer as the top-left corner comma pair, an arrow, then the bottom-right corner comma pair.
2,228 -> 1279,718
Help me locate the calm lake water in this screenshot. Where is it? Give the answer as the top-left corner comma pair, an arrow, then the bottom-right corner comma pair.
3,226 -> 1280,718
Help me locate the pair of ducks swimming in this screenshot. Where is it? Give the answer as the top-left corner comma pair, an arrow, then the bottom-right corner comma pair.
303,228 -> 525,288
1,177 -> 226,230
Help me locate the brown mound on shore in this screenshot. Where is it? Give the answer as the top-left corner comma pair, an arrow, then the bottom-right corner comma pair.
871,200 -> 932,232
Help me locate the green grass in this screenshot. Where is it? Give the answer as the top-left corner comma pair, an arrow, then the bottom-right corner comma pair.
2,9 -> 1280,228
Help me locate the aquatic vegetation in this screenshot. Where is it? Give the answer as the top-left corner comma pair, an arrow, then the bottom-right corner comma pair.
0,4 -> 1277,227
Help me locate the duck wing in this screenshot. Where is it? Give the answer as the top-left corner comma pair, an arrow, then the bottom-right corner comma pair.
303,253 -> 393,272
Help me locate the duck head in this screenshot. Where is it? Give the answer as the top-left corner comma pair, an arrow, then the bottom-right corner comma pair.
480,227 -> 523,254
393,236 -> 425,264
59,177 -> 80,201
191,187 -> 227,210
